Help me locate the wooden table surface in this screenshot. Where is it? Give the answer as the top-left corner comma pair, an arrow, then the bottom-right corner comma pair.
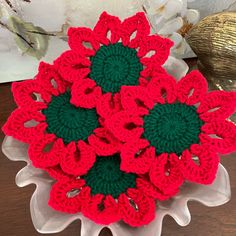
0,82 -> 236,236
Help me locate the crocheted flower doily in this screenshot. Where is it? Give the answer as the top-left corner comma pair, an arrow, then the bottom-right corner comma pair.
2,11 -> 236,229
105,70 -> 236,197
54,11 -> 173,108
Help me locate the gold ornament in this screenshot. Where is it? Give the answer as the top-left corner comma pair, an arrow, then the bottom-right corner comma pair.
186,12 -> 236,91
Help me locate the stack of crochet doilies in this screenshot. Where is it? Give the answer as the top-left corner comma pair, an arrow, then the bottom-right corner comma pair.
3,12 -> 236,227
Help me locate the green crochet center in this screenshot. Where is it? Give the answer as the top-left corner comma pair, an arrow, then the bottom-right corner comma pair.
82,155 -> 137,199
90,42 -> 143,93
42,91 -> 99,143
143,103 -> 203,155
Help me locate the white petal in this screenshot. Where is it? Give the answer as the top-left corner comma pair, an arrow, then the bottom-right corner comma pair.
163,56 -> 189,80
158,16 -> 183,35
169,32 -> 183,49
186,9 -> 200,24
163,0 -> 183,20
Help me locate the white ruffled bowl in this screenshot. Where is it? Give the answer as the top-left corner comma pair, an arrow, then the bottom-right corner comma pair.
2,135 -> 231,236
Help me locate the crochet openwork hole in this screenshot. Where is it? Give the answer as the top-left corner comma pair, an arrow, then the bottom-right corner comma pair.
82,155 -> 137,199
143,103 -> 203,155
90,43 -> 142,93
42,91 -> 99,143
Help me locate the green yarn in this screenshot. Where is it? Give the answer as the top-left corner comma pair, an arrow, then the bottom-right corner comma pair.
143,103 -> 203,155
42,91 -> 99,143
90,43 -> 143,93
82,155 -> 137,199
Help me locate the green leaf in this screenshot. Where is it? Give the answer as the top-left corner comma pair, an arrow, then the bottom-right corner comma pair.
8,16 -> 49,60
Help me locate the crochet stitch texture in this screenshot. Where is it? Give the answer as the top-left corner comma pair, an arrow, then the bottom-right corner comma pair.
2,11 -> 236,228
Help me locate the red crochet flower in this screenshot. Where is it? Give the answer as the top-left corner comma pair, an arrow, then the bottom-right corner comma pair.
105,70 -> 236,197
54,11 -> 173,108
2,62 -> 121,175
46,154 -> 160,227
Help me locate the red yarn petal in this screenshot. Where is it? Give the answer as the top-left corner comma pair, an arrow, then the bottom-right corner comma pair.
146,73 -> 177,104
96,93 -> 122,119
49,179 -> 86,214
176,70 -> 208,105
82,192 -> 121,225
120,139 -> 155,174
68,27 -> 100,56
54,50 -> 91,83
200,120 -> 236,154
93,12 -> 121,45
149,153 -> 184,195
121,12 -> 150,48
118,188 -> 156,227
197,91 -> 236,122
45,165 -> 72,181
136,178 -> 178,201
70,78 -> 102,108
60,140 -> 96,176
105,111 -> 144,142
88,128 -> 122,156
12,79 -> 51,108
28,134 -> 64,168
120,86 -> 154,116
138,35 -> 173,66
2,106 -> 47,143
140,65 -> 167,81
181,144 -> 220,184
37,62 -> 67,96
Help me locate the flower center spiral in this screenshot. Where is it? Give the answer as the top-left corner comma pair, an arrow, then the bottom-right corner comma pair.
42,91 -> 99,143
90,43 -> 143,93
143,103 -> 203,155
82,155 -> 137,198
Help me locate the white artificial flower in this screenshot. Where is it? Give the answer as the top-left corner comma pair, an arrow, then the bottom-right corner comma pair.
143,0 -> 200,58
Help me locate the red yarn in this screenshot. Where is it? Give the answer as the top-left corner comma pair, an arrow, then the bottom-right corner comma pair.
105,111 -> 144,142
96,93 -> 122,119
181,144 -> 220,184
68,27 -> 100,55
60,141 -> 96,176
93,12 -> 121,45
48,172 -> 157,226
105,70 -> 236,193
49,178 -> 86,214
118,189 -> 156,227
2,105 -> 47,143
197,91 -> 236,122
120,139 -> 155,174
146,73 -> 177,104
28,134 -> 64,168
200,120 -> 236,154
88,128 -> 122,156
149,153 -> 184,195
81,190 -> 121,225
136,178 -> 179,201
176,70 -> 208,105
55,12 -> 173,108
137,35 -> 174,66
12,79 -> 51,108
120,86 -> 154,116
54,50 -> 91,83
120,12 -> 150,48
3,11 -> 236,229
70,79 -> 102,108
37,62 -> 67,96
